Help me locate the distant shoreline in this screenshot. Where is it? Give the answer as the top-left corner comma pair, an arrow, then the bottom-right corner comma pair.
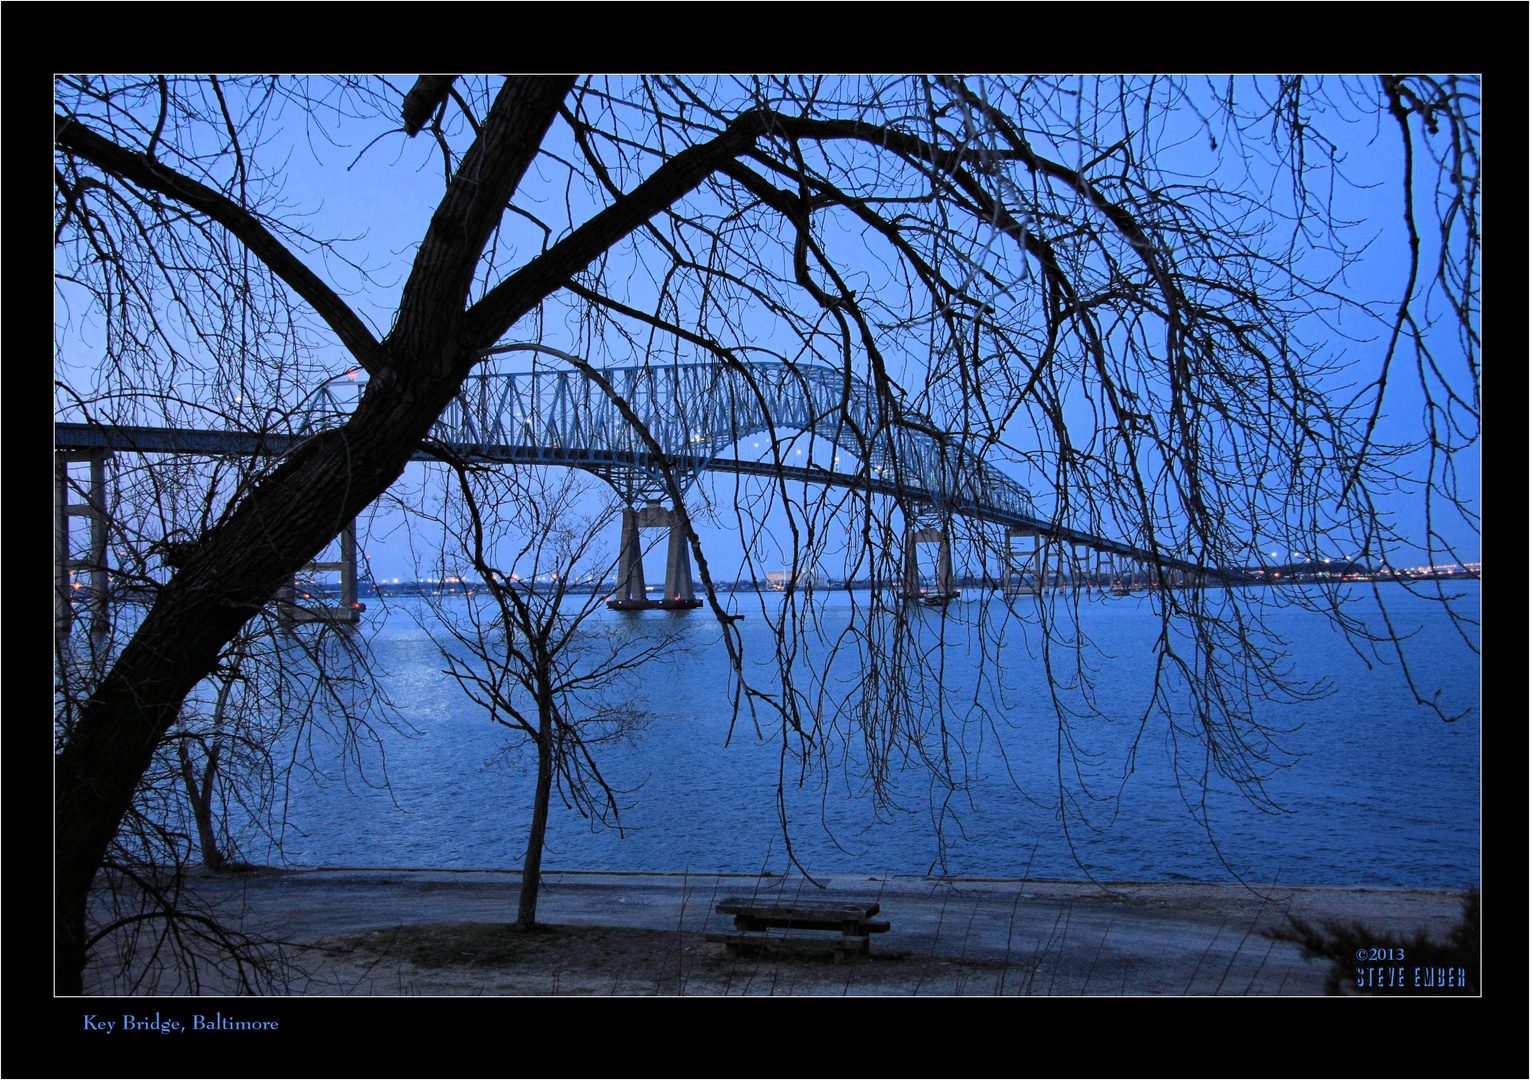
102,570 -> 1480,605
210,863 -> 1478,888
319,573 -> 1483,601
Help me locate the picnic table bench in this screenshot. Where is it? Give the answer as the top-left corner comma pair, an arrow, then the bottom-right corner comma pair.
706,897 -> 891,960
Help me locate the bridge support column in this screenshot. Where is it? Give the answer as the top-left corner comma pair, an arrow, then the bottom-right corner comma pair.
608,501 -> 701,611
341,521 -> 359,614
614,508 -> 647,604
1004,526 -> 1041,598
663,517 -> 696,606
89,453 -> 110,646
278,519 -> 362,628
901,527 -> 956,604
55,450 -> 112,645
55,455 -> 70,638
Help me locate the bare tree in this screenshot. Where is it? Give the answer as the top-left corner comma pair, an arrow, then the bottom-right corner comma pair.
54,75 -> 1478,993
407,461 -> 687,929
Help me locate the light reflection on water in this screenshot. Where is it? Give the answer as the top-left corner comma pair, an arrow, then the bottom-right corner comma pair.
269,584 -> 1479,887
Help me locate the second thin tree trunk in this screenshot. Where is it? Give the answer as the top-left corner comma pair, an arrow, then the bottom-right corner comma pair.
178,739 -> 226,872
517,691 -> 556,930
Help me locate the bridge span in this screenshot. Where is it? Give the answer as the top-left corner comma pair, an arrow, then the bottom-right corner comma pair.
56,355 -> 1228,626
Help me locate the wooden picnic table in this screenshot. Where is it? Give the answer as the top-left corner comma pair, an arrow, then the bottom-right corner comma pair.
707,897 -> 891,960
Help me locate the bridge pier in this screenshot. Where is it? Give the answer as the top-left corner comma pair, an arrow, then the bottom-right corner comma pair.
664,514 -> 697,606
1101,550 -> 1119,593
1004,526 -> 1042,598
55,450 -> 112,647
277,519 -> 363,627
607,501 -> 701,611
613,508 -> 648,605
900,526 -> 957,604
54,455 -> 71,637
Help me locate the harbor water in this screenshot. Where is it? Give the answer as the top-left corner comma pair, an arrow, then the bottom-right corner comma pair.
266,583 -> 1480,888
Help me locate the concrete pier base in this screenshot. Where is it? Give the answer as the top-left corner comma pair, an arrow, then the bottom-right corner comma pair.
607,501 -> 702,611
1003,525 -> 1040,598
55,449 -> 112,646
277,519 -> 364,627
900,526 -> 959,604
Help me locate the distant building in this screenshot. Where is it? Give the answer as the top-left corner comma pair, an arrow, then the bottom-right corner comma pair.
765,568 -> 829,591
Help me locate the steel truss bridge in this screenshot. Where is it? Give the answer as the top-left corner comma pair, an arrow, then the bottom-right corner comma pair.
56,351 -> 1226,613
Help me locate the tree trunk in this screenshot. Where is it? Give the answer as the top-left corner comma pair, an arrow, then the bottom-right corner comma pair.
178,739 -> 226,872
516,696 -> 556,931
180,668 -> 236,871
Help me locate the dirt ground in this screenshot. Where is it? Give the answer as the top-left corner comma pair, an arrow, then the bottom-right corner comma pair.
86,868 -> 1472,996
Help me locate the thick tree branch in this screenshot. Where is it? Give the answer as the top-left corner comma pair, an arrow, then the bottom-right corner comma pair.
460,108 -> 775,353
389,76 -> 576,381
54,113 -> 385,374
402,75 -> 460,137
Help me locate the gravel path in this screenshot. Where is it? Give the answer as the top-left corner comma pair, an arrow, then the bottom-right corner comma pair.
88,868 -> 1469,996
